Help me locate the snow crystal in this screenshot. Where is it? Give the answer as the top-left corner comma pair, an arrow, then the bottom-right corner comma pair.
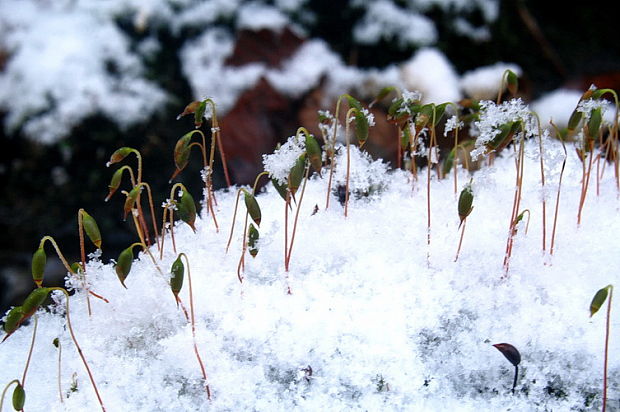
262,136 -> 306,184
470,98 -> 534,160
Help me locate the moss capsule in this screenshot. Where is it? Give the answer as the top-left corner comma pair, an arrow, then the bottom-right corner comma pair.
243,190 -> 261,227
115,246 -> 134,288
31,247 -> 47,287
12,382 -> 25,411
170,256 -> 184,301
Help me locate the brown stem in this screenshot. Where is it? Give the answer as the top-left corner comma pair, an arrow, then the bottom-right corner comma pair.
454,219 -> 467,262
578,141 -> 595,225
178,253 -> 212,400
77,210 -> 93,317
602,286 -> 613,412
57,339 -> 64,403
225,189 -> 243,253
549,134 -> 567,255
325,96 -> 342,210
49,288 -> 106,411
285,164 -> 311,269
20,315 -> 38,388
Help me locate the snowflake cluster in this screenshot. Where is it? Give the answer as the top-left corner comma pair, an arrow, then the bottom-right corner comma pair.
470,98 -> 535,160
262,136 -> 306,185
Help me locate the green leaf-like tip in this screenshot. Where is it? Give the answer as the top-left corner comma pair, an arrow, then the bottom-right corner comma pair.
587,107 -> 602,140
353,109 -> 369,147
22,287 -> 51,315
106,167 -> 124,201
458,184 -> 474,223
415,104 -> 434,128
305,134 -> 322,174
248,223 -> 259,258
288,153 -> 306,196
81,210 -> 102,249
590,285 -> 611,317
567,108 -> 583,132
243,190 -> 262,227
108,147 -> 133,166
370,86 -> 395,107
174,134 -> 192,171
170,256 -> 184,298
345,94 -> 363,111
194,101 -> 208,128
115,246 -> 134,288
271,178 -> 288,202
123,185 -> 141,220
3,306 -> 24,334
506,70 -> 518,96
31,247 -> 47,287
177,190 -> 197,232
433,103 -> 449,126
12,382 -> 25,411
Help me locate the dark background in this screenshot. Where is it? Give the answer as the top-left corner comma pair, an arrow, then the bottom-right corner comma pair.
1,0 -> 619,313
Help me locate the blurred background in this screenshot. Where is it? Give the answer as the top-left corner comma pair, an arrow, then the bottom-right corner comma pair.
1,0 -> 619,314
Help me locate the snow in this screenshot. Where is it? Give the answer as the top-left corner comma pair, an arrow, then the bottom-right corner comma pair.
1,0 -> 506,144
2,98 -> 619,410
400,48 -> 462,104
461,62 -> 523,100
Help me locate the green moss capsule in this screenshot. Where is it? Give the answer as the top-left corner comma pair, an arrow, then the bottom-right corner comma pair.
590,285 -> 612,317
248,223 -> 259,258
81,210 -> 102,249
243,190 -> 261,227
288,153 -> 306,196
174,134 -> 192,172
108,147 -> 133,165
170,256 -> 184,301
3,306 -> 24,334
123,185 -> 141,220
115,246 -> 134,288
12,382 -> 25,411
177,189 -> 197,232
587,106 -> 602,140
458,184 -> 474,226
31,247 -> 47,287
505,70 -> 518,96
305,134 -> 322,174
106,167 -> 124,201
22,287 -> 50,316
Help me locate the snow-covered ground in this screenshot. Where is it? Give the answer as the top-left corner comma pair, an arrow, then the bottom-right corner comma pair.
1,119 -> 619,410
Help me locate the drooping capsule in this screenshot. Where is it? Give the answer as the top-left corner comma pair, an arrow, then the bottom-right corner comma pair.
115,246 -> 134,288
105,167 -> 125,201
492,343 -> 521,367
590,285 -> 612,317
288,153 -> 307,197
108,147 -> 134,166
248,223 -> 259,258
3,306 -> 24,335
22,287 -> 51,316
123,185 -> 142,220
177,189 -> 197,232
457,184 -> 474,227
31,246 -> 47,287
305,134 -> 322,174
243,190 -> 261,227
81,210 -> 102,249
170,256 -> 184,304
12,382 -> 26,411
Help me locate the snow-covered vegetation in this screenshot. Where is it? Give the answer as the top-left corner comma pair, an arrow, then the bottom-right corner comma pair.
1,78 -> 619,410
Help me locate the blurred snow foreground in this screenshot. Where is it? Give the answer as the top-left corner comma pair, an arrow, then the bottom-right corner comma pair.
1,114 -> 620,410
1,0 -> 504,143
